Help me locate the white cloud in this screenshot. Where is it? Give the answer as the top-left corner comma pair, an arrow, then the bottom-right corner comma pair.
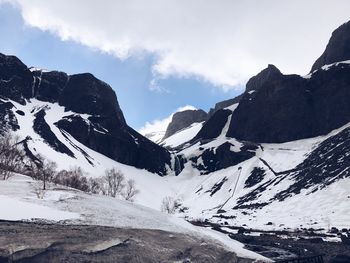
4,0 -> 350,89
139,105 -> 196,135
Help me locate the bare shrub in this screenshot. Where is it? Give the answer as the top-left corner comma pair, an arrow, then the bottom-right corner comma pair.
0,132 -> 26,180
103,168 -> 125,197
161,196 -> 182,214
53,167 -> 89,192
122,179 -> 139,202
31,156 -> 57,190
88,177 -> 102,194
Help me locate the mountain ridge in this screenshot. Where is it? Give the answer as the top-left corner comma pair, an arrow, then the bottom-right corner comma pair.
0,53 -> 172,175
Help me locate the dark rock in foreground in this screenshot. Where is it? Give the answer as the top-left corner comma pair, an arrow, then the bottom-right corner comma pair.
0,221 -> 252,263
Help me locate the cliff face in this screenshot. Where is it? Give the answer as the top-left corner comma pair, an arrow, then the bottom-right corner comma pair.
311,20 -> 350,72
0,53 -> 171,175
227,62 -> 350,143
225,22 -> 350,143
163,109 -> 208,139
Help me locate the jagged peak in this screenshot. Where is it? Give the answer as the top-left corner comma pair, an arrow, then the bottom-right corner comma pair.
311,20 -> 350,72
245,64 -> 282,92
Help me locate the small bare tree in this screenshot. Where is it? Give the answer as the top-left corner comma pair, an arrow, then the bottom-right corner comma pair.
53,167 -> 89,192
88,177 -> 101,194
0,132 -> 26,180
30,155 -> 57,190
41,159 -> 57,190
104,168 -> 125,197
160,196 -> 182,214
122,179 -> 139,202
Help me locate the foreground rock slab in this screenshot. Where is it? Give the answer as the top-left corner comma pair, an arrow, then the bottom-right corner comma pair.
0,221 -> 253,263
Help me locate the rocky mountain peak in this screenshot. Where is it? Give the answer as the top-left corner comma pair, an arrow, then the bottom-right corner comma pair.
245,64 -> 282,92
311,20 -> 350,71
0,53 -> 171,175
164,109 -> 208,139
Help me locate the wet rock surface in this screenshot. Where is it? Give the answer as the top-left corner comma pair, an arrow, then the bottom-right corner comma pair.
0,221 -> 252,263
191,221 -> 350,263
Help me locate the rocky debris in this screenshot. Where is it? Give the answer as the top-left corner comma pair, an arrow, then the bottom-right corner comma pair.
190,221 -> 350,263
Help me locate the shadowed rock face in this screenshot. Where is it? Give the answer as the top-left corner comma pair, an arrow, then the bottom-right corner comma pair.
311,20 -> 350,72
0,54 -> 33,103
225,21 -> 350,144
227,62 -> 350,143
164,109 -> 208,139
208,95 -> 242,117
192,109 -> 231,141
0,53 -> 171,175
245,64 -> 282,92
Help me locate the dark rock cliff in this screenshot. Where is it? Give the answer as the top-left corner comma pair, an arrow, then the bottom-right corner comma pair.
163,109 -> 208,139
311,20 -> 350,71
0,53 -> 171,175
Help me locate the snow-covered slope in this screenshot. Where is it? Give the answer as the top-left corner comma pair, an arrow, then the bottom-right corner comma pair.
161,121 -> 204,148
171,121 -> 350,232
0,174 -> 267,261
6,95 -> 348,234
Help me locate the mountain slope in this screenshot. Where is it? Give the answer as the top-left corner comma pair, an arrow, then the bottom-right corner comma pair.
154,20 -> 350,234
311,20 -> 350,71
0,54 -> 171,175
227,61 -> 350,143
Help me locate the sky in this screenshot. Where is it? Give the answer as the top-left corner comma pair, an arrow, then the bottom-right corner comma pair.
0,1 -> 349,133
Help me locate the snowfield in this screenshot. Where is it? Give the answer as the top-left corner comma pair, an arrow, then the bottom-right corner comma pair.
0,175 -> 268,261
161,121 -> 204,148
1,97 -> 349,260
4,98 -> 350,235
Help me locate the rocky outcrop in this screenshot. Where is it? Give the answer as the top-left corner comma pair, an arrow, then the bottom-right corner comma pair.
0,221 -> 242,263
311,20 -> 350,71
192,109 -> 231,141
245,64 -> 282,92
227,60 -> 350,143
0,53 -> 171,175
227,61 -> 350,143
190,142 -> 257,174
164,109 -> 208,139
208,95 -> 242,117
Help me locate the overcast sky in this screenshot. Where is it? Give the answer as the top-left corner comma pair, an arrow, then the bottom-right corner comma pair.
1,0 -> 349,132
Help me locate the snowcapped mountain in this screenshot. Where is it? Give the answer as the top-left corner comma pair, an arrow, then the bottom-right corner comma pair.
155,20 -> 350,232
0,54 -> 171,176
0,20 -> 350,261
139,105 -> 207,146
